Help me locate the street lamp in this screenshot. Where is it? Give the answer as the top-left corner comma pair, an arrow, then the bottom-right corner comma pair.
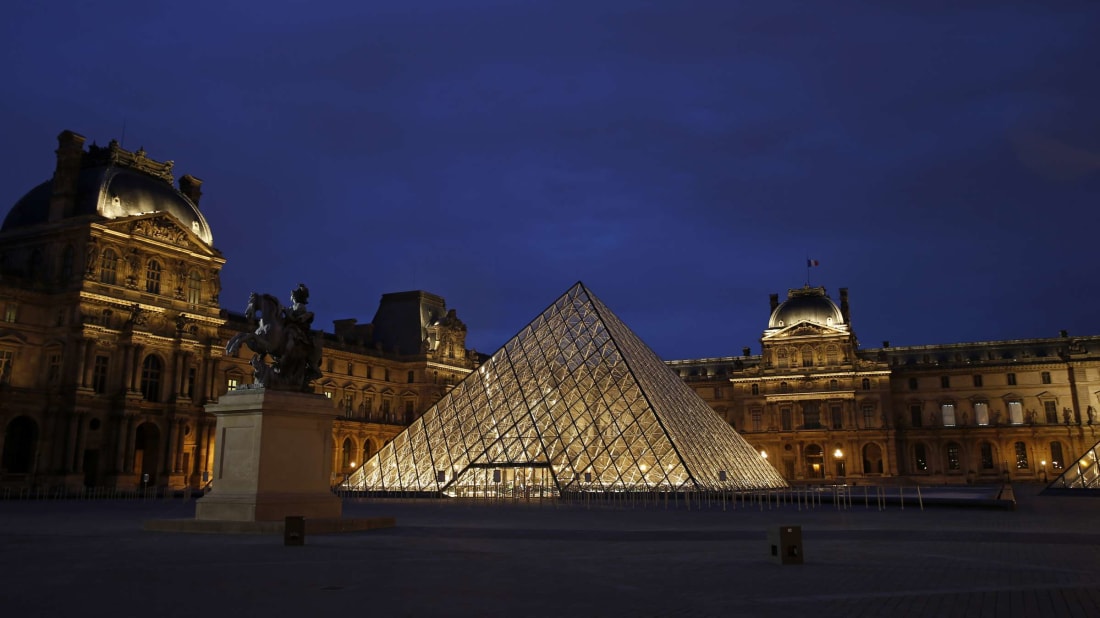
1040,460 -> 1047,483
760,449 -> 768,459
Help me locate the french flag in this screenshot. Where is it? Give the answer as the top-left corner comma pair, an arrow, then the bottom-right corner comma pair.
807,259 -> 820,267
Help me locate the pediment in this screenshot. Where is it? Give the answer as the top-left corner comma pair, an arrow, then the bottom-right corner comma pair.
103,213 -> 216,255
762,320 -> 847,340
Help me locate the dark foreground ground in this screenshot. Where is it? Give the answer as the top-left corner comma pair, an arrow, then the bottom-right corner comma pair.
0,484 -> 1097,617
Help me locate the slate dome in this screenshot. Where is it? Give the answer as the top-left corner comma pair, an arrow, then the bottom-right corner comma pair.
2,134 -> 213,246
767,286 -> 844,329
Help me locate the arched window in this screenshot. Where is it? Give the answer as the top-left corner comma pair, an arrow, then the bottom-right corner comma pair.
146,260 -> 162,294
362,439 -> 374,461
1050,442 -> 1064,469
140,355 -> 162,402
187,271 -> 202,304
862,443 -> 883,474
861,378 -> 871,390
341,437 -> 353,469
100,249 -> 118,284
750,383 -> 759,395
805,445 -> 824,478
913,444 -> 928,471
946,443 -> 961,471
980,442 -> 995,470
2,416 -> 39,473
779,381 -> 789,393
1014,442 -> 1029,469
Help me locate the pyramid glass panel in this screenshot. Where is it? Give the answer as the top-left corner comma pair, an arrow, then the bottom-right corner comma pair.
1047,438 -> 1100,490
346,282 -> 787,495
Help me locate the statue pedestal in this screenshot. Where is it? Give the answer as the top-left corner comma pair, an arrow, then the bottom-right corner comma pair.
195,388 -> 341,522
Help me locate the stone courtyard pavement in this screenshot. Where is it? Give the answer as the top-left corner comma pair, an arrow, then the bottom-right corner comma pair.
1,484 -> 1097,617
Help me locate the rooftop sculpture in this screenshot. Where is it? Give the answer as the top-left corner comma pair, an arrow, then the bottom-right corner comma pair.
226,283 -> 323,392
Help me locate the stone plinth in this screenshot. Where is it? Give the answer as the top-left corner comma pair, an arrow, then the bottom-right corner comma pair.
195,388 -> 341,522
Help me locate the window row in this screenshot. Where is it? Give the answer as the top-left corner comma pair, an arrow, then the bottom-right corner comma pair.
911,441 -> 1065,473
908,371 -> 1052,390
910,399 -> 1068,427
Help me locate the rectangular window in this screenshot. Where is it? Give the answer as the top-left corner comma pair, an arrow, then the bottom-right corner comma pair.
940,376 -> 950,388
974,402 -> 989,426
1044,401 -> 1058,424
941,403 -> 956,427
830,405 -> 843,429
1041,371 -> 1052,385
780,407 -> 792,431
3,303 -> 16,323
750,409 -> 762,432
347,362 -> 354,376
1007,373 -> 1017,386
1008,401 -> 1024,425
803,403 -> 821,430
972,374 -> 983,387
228,377 -> 240,390
908,377 -> 918,390
92,355 -> 109,393
862,404 -> 875,428
910,404 -> 923,428
713,387 -> 721,399
408,370 -> 415,384
187,367 -> 196,399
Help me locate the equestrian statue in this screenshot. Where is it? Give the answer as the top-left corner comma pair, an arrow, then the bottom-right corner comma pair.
225,283 -> 323,392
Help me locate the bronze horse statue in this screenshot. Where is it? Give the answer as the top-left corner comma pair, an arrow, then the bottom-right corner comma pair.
225,287 -> 322,392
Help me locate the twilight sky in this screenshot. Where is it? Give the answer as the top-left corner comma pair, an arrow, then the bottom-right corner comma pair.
2,1 -> 1098,360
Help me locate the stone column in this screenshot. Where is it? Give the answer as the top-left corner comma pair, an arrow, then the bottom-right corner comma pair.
129,345 -> 144,392
123,416 -> 137,473
63,414 -> 80,473
164,419 -> 178,476
174,418 -> 186,473
74,339 -> 89,388
82,341 -> 97,389
120,344 -> 134,394
172,351 -> 185,399
74,413 -> 87,474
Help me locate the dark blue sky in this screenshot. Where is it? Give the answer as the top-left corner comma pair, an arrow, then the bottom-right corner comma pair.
3,1 -> 1098,360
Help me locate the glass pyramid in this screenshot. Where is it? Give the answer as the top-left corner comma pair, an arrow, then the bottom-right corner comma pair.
345,282 -> 787,496
1046,438 -> 1100,490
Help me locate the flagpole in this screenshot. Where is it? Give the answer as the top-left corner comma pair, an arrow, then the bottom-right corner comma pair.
806,257 -> 810,287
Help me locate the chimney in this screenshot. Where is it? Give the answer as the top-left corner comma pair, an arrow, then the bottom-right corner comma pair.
742,346 -> 751,356
882,340 -> 890,348
769,293 -> 779,312
179,174 -> 203,207
48,130 -> 86,222
839,287 -> 850,323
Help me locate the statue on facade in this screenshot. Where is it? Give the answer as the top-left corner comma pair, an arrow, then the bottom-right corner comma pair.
225,283 -> 323,392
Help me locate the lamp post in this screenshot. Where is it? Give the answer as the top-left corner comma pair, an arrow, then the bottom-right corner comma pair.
1040,460 -> 1047,483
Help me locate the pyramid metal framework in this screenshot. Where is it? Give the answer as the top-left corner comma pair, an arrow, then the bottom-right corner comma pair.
1046,438 -> 1100,490
345,282 -> 787,496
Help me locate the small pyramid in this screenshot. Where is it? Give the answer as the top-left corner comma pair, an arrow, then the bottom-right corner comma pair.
346,282 -> 786,495
1046,438 -> 1100,491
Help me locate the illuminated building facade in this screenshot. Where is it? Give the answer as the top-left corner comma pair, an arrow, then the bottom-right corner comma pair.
670,286 -> 1100,485
347,283 -> 787,495
0,131 -> 476,492
2,130 -> 1098,493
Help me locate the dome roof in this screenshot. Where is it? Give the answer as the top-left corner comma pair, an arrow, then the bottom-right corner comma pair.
2,137 -> 213,246
767,286 -> 844,329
